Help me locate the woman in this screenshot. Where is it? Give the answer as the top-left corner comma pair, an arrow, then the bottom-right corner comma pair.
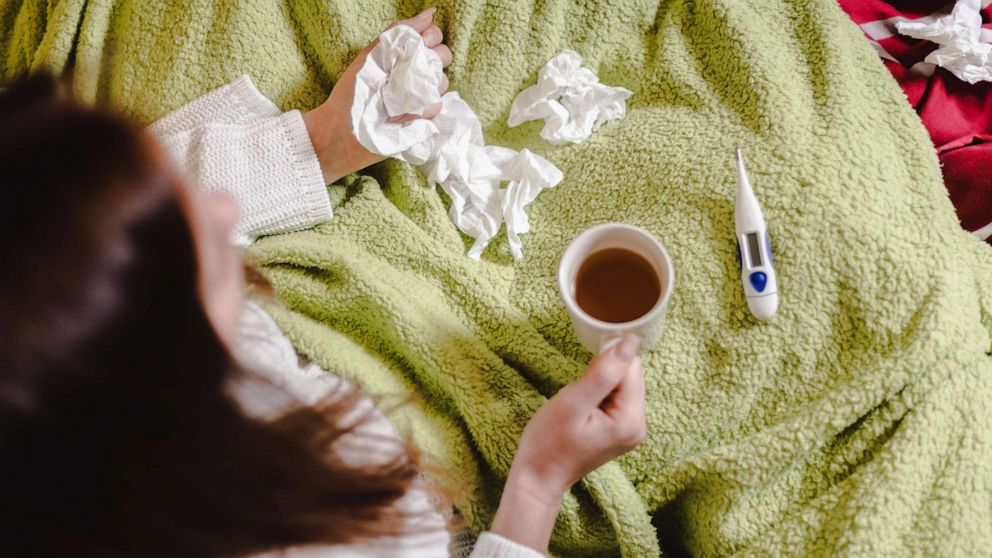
0,8 -> 646,558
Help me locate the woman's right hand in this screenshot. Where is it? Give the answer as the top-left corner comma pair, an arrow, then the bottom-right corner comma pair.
490,334 -> 647,553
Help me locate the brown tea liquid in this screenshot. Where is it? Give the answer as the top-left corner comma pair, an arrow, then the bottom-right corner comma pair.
575,248 -> 661,323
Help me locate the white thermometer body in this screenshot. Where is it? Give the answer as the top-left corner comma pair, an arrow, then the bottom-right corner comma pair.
735,148 -> 778,320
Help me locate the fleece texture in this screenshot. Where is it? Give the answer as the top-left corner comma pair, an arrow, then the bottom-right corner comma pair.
4,1 -> 992,556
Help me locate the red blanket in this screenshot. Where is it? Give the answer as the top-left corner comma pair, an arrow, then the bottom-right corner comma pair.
838,0 -> 992,241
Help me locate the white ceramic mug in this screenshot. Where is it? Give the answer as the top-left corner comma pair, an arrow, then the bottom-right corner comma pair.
557,223 -> 675,353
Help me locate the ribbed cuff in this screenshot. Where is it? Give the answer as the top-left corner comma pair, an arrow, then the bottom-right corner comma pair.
235,109 -> 333,240
278,108 -> 334,225
472,533 -> 546,558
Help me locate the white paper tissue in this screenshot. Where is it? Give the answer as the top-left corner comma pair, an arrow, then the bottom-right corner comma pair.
351,26 -> 563,260
490,146 -> 564,260
897,0 -> 992,84
351,25 -> 443,164
507,50 -> 633,145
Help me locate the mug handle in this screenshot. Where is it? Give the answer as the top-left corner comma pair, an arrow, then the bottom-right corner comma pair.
599,334 -> 624,354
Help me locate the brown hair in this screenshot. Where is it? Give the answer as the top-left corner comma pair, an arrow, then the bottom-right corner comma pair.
0,74 -> 423,557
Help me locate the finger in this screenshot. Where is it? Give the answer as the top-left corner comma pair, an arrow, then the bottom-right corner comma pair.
422,25 -> 443,48
386,101 -> 442,123
391,7 -> 437,34
571,334 -> 641,409
439,73 -> 449,95
387,113 -> 421,124
420,102 -> 442,119
601,356 -> 645,417
433,44 -> 453,67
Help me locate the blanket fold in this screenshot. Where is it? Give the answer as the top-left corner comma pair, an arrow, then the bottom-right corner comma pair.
5,0 -> 991,555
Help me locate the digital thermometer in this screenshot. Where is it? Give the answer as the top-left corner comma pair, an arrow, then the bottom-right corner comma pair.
735,148 -> 778,320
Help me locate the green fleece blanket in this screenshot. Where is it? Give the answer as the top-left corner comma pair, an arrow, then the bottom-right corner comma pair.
6,0 -> 992,556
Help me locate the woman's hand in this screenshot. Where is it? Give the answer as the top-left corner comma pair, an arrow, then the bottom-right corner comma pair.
491,334 -> 647,552
302,7 -> 452,184
513,333 -> 647,495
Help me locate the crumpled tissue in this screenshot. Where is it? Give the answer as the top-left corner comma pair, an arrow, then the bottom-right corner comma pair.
896,0 -> 992,84
489,146 -> 564,260
351,25 -> 443,164
507,50 -> 633,145
351,26 -> 563,260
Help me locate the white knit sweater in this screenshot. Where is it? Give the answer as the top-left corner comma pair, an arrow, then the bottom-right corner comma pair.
150,76 -> 542,558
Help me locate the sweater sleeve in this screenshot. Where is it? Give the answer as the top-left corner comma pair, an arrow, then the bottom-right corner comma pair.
467,533 -> 545,558
149,76 -> 332,244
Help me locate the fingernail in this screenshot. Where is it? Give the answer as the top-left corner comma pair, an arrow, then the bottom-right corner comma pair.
417,7 -> 437,19
614,334 -> 641,362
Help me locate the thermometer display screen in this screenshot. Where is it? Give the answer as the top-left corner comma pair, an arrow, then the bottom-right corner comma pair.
746,232 -> 762,267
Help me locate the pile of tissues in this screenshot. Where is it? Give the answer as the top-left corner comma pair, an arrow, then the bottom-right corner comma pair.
351,24 -> 563,259
419,93 -> 563,260
896,0 -> 992,84
507,50 -> 633,145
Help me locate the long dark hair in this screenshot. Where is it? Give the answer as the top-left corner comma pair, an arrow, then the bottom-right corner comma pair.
0,74 -> 421,557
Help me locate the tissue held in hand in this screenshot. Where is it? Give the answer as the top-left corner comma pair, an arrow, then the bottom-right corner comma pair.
508,50 -> 633,145
351,25 -> 443,163
350,25 -> 563,260
896,0 -> 992,84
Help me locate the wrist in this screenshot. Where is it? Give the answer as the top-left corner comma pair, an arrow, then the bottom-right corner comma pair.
490,472 -> 564,554
505,463 -> 569,507
302,104 -> 351,184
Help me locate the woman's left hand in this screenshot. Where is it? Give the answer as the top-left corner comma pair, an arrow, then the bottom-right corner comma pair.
302,7 -> 452,184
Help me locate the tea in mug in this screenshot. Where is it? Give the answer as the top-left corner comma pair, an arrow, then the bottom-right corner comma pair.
574,248 -> 662,323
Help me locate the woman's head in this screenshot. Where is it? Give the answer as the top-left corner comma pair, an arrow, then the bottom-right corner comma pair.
0,72 -> 226,414
0,74 -> 420,557
0,71 -> 248,364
